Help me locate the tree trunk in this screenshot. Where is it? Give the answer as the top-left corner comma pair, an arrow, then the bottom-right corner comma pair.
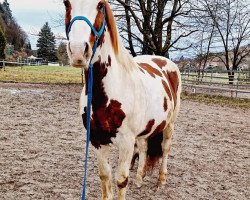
228,71 -> 235,85
124,0 -> 136,56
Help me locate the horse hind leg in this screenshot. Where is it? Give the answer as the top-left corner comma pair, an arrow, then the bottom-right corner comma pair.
135,129 -> 168,187
130,142 -> 139,170
158,123 -> 174,186
96,145 -> 113,200
135,135 -> 163,188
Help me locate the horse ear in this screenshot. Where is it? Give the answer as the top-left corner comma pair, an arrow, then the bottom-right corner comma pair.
64,0 -> 72,31
104,1 -> 118,54
64,0 -> 70,8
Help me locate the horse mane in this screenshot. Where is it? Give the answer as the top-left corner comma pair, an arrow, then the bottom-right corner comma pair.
64,0 -> 72,32
104,0 -> 118,54
104,0 -> 136,71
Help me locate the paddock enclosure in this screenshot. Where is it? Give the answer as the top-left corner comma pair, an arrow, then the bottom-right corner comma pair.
0,83 -> 249,200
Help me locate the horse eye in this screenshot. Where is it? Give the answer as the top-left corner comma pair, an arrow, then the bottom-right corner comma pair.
97,3 -> 104,10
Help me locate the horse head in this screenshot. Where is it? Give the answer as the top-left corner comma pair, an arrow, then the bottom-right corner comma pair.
63,0 -> 118,69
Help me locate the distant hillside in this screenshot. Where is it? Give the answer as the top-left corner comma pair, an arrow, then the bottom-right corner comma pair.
0,0 -> 31,53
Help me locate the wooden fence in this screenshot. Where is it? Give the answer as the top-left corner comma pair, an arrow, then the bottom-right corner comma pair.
1,60 -> 250,98
181,69 -> 250,98
0,60 -> 48,69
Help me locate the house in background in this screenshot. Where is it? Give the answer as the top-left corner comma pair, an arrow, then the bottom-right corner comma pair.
27,55 -> 43,65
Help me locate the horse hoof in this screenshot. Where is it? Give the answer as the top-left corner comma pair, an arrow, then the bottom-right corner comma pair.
157,180 -> 166,188
102,196 -> 113,200
158,173 -> 167,186
135,181 -> 142,188
133,177 -> 143,188
102,194 -> 114,200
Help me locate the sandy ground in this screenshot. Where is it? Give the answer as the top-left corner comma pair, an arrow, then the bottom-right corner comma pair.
0,83 -> 249,200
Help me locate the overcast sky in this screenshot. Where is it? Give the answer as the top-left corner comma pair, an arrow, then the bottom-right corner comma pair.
0,0 -> 65,49
1,0 -> 249,58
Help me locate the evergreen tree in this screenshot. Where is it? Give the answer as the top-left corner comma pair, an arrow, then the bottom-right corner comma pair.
0,3 -> 3,14
24,41 -> 32,55
1,0 -> 12,25
0,27 -> 6,60
37,22 -> 57,62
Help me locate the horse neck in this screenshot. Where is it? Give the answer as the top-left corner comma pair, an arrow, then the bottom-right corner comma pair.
88,33 -> 139,98
93,31 -> 137,75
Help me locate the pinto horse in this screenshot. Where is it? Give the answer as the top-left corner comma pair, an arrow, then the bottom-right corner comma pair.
64,0 -> 181,199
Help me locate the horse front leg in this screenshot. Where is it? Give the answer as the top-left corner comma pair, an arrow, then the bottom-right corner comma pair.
96,145 -> 113,200
116,133 -> 135,200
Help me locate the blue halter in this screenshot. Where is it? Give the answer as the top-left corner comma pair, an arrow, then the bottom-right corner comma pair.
66,15 -> 106,42
66,8 -> 106,200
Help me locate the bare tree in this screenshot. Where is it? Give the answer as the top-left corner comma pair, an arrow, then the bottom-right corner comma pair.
192,26 -> 215,80
110,0 -> 197,57
57,42 -> 69,66
199,0 -> 250,84
189,1 -> 217,79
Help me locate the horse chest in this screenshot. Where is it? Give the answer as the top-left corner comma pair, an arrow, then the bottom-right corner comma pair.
82,60 -> 126,148
82,99 -> 126,148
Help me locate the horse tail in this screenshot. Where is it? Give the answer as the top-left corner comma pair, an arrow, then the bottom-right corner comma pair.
146,132 -> 163,171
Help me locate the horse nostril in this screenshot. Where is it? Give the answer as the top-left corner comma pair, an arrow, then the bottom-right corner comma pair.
84,43 -> 89,55
77,59 -> 83,65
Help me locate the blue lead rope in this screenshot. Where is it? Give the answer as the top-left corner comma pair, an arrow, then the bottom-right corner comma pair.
81,40 -> 98,200
66,9 -> 106,200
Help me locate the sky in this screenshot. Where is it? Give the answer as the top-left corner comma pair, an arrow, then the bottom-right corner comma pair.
0,0 -> 65,50
2,0 -> 249,59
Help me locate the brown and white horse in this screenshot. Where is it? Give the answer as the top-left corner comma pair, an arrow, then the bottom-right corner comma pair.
64,0 -> 181,199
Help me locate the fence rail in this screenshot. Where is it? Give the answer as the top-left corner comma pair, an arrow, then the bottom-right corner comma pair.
0,60 -> 49,69
1,61 -> 250,98
181,69 -> 250,98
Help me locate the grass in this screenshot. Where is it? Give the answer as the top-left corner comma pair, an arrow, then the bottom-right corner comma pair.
181,91 -> 250,109
0,65 -> 82,84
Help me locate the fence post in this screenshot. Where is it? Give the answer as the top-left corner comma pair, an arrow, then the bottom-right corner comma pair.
3,61 -> 5,71
210,70 -> 213,85
236,70 -> 241,98
183,70 -> 187,83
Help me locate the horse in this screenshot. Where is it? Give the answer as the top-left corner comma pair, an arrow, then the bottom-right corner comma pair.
63,0 -> 182,199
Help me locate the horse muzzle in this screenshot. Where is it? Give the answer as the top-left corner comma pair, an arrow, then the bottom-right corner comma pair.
68,41 -> 91,69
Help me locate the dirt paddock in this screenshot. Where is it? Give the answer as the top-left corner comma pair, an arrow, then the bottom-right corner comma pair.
0,83 -> 249,200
